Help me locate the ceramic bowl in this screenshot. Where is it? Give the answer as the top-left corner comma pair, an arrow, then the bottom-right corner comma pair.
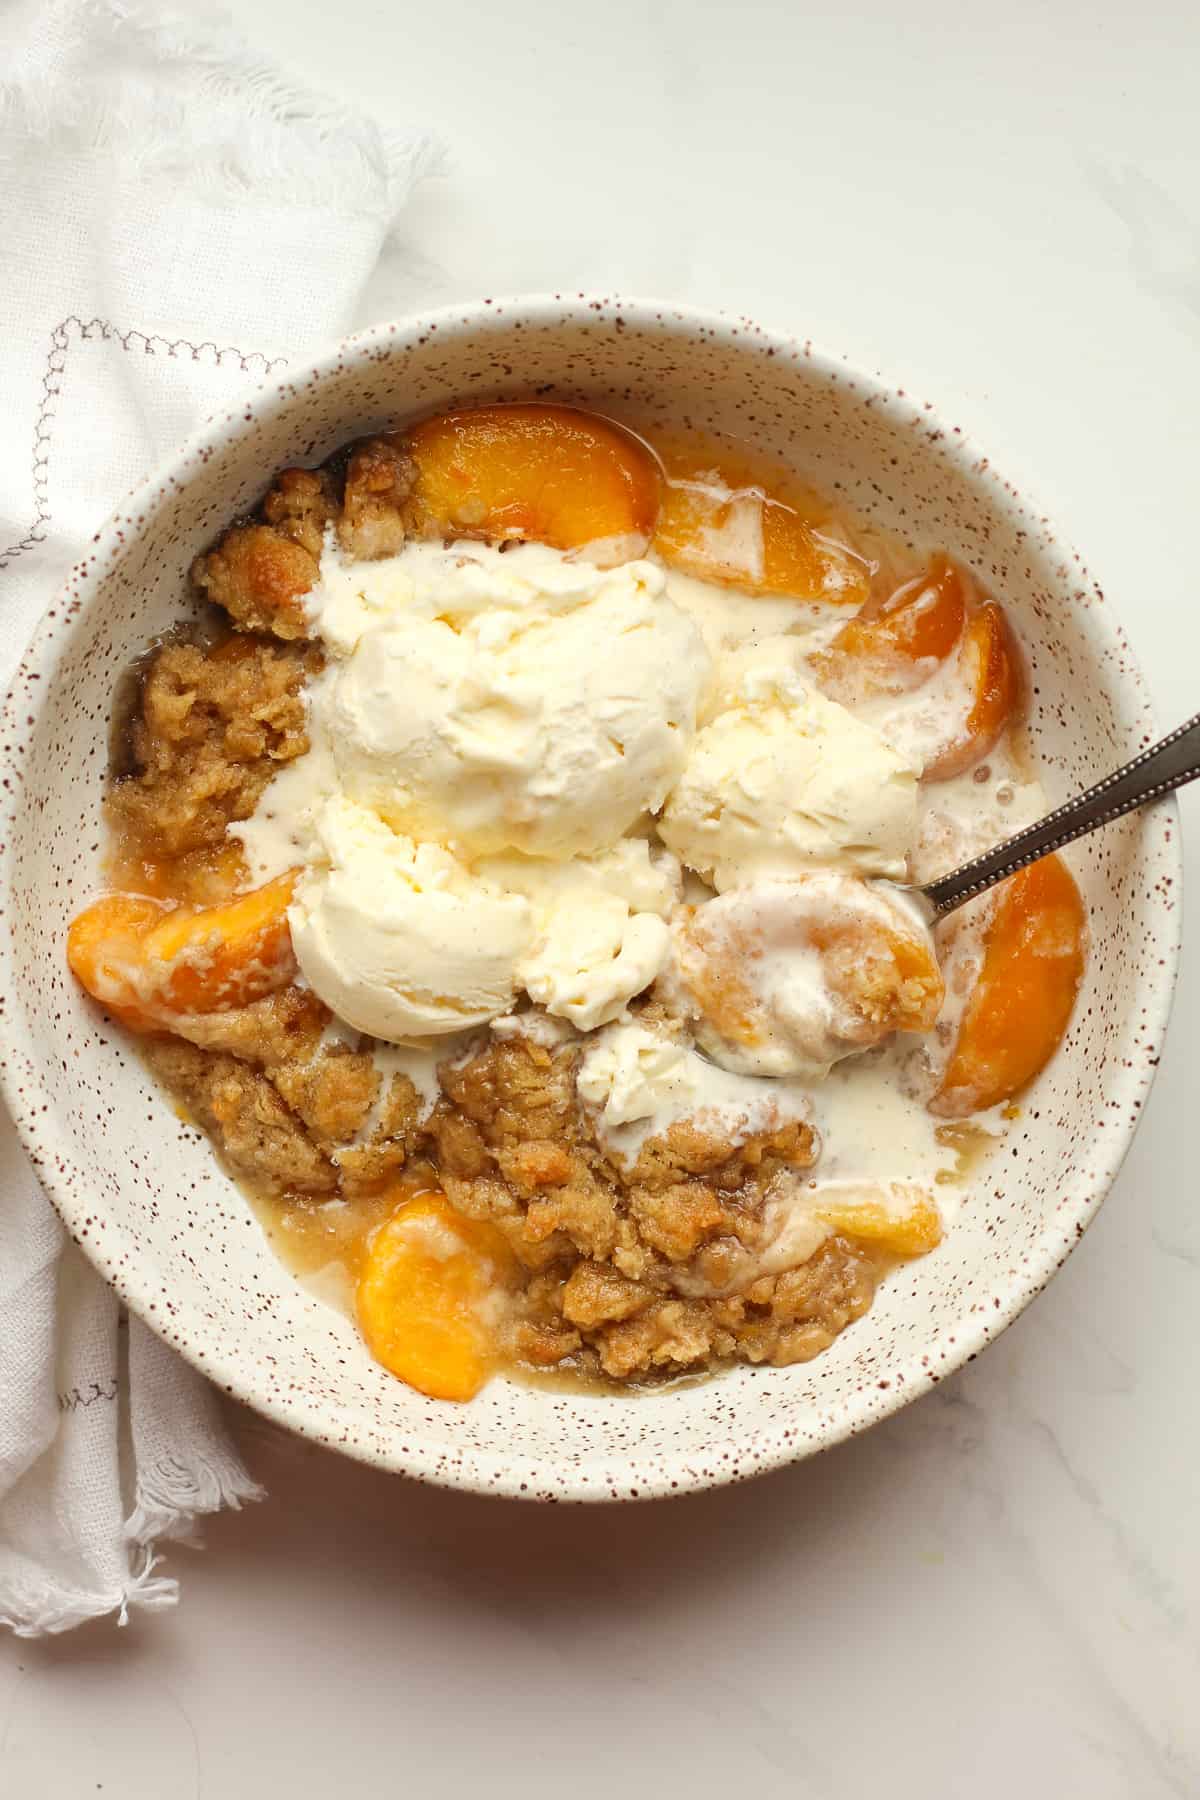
0,298 -> 1181,1500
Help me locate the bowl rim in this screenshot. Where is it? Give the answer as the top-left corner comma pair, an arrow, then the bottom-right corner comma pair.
0,292 -> 1183,1500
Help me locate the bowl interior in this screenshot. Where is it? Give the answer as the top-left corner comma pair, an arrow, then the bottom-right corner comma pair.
0,301 -> 1177,1498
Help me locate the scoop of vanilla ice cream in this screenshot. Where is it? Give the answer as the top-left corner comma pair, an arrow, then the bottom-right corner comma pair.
312,537 -> 618,655
289,797 -> 532,1040
478,839 -> 680,1030
659,636 -> 918,889
314,539 -> 710,861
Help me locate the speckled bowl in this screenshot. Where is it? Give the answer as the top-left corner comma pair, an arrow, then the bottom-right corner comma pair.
0,298 -> 1181,1500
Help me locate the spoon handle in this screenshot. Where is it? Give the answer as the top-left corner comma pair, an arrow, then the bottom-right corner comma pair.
920,711 -> 1200,918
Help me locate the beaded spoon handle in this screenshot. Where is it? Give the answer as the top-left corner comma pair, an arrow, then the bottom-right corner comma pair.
908,711 -> 1200,922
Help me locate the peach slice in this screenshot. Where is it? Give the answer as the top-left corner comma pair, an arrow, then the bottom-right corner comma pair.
403,404 -> 660,562
66,895 -> 173,1032
356,1190 -> 518,1401
144,872 -> 297,1012
814,554 -> 971,704
931,854 -> 1086,1117
654,468 -> 870,603
921,601 -> 1021,782
814,1187 -> 943,1256
67,873 -> 297,1030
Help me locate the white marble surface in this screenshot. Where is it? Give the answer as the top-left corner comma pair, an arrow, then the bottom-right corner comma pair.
2,0 -> 1197,1792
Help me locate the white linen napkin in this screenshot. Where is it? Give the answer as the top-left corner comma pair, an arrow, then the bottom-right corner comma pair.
0,0 -> 435,1636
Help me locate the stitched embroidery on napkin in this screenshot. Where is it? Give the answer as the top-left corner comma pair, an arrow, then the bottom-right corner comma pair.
1,317 -> 287,574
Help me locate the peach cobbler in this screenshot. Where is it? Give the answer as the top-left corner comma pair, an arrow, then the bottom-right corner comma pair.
68,404 -> 1087,1400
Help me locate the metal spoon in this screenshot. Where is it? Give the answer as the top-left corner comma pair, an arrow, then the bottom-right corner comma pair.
906,709 -> 1199,925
